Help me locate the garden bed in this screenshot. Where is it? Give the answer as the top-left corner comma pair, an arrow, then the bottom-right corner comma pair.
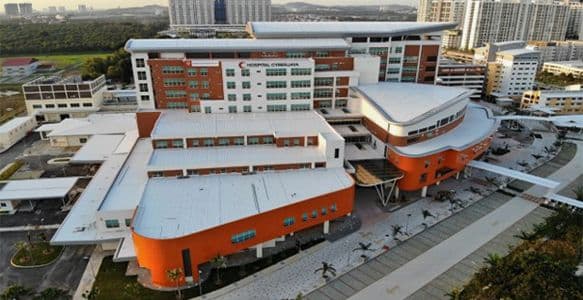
11,242 -> 63,267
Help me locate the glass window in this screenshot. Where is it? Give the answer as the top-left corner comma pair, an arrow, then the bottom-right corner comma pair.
291,80 -> 311,88
204,107 -> 211,113
200,68 -> 208,76
243,105 -> 252,112
226,69 -> 235,77
263,136 -> 274,144
291,92 -> 311,100
241,69 -> 250,76
231,230 -> 256,244
302,213 -> 308,221
330,204 -> 337,212
321,208 -> 327,216
155,140 -> 168,149
266,93 -> 287,101
228,106 -> 237,113
267,104 -> 287,112
283,217 -> 295,227
105,219 -> 120,228
202,81 -> 209,88
204,138 -> 214,146
243,94 -> 251,101
139,83 -> 148,92
248,137 -> 259,145
172,139 -> 184,148
266,81 -> 287,89
234,137 -> 244,145
188,68 -> 197,76
242,82 -> 251,89
135,58 -> 145,68
137,71 -> 147,80
311,210 -> 317,218
291,68 -> 312,76
189,81 -> 198,88
228,94 -> 237,101
266,68 -> 287,76
227,82 -> 236,89
125,218 -> 132,227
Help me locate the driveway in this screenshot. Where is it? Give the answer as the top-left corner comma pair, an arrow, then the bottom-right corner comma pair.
0,230 -> 94,295
0,133 -> 38,170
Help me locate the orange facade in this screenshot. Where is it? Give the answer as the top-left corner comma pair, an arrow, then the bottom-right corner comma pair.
132,184 -> 355,287
388,136 -> 494,191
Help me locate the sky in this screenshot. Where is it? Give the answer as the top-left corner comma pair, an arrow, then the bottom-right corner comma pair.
1,0 -> 416,13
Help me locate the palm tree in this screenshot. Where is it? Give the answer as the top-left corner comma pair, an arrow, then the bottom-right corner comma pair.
422,209 -> 435,220
1,284 -> 31,300
314,262 -> 336,279
572,185 -> 583,201
35,287 -> 69,300
210,254 -> 227,285
166,268 -> 183,300
484,253 -> 502,267
81,287 -> 100,300
514,230 -> 536,241
352,242 -> 375,260
445,287 -> 462,300
391,225 -> 403,240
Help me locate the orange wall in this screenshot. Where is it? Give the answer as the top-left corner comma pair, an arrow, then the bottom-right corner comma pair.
132,183 -> 355,287
388,136 -> 493,191
136,111 -> 161,138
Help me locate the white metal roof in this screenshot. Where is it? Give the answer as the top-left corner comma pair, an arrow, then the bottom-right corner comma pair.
151,110 -> 341,140
393,105 -> 499,157
543,60 -> 583,69
38,113 -> 136,137
548,193 -> 583,209
354,83 -> 472,124
497,48 -> 539,57
148,145 -> 325,171
467,160 -> 560,189
0,116 -> 34,134
0,177 -> 78,201
124,38 -> 350,53
248,22 -> 457,38
132,168 -> 353,239
71,135 -> 125,163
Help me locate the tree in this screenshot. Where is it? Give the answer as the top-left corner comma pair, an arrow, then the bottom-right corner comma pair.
352,242 -> 375,260
166,268 -> 183,300
1,284 -> 31,300
391,225 -> 403,240
421,209 -> 435,220
445,287 -> 462,300
210,254 -> 227,285
33,288 -> 69,300
314,262 -> 336,279
484,253 -> 501,267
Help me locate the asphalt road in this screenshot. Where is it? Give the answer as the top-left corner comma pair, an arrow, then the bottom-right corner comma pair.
0,133 -> 39,170
0,230 -> 94,296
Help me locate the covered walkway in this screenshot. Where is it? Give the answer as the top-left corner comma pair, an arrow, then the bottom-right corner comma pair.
0,177 -> 78,213
350,159 -> 403,206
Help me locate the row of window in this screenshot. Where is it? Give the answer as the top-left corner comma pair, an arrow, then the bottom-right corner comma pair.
31,102 -> 93,109
105,218 -> 132,228
407,108 -> 465,136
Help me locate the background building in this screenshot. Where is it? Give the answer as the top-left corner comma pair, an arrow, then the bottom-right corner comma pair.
168,0 -> 271,29
1,57 -> 38,77
23,75 -> 106,122
521,84 -> 583,114
18,3 -> 32,16
486,48 -> 540,98
0,116 -> 36,153
3,3 -> 20,16
461,0 -> 570,49
527,41 -> 583,63
417,0 -> 466,48
436,59 -> 486,100
542,60 -> 583,78
567,1 -> 583,40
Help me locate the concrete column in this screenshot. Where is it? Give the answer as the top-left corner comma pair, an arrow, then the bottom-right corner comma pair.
395,186 -> 400,199
182,169 -> 187,176
421,186 -> 428,198
183,138 -> 187,149
323,220 -> 330,234
455,172 -> 460,180
256,243 -> 263,258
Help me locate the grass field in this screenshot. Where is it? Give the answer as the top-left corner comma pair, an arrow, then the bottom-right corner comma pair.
0,52 -> 111,69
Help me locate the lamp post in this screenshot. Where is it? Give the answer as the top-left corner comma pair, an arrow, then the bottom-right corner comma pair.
405,213 -> 412,235
198,270 -> 203,296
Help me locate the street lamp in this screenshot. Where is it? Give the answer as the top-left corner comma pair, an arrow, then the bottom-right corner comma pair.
198,269 -> 203,296
405,213 -> 412,235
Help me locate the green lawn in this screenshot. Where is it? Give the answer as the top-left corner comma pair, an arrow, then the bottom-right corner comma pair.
12,242 -> 63,266
0,52 -> 111,69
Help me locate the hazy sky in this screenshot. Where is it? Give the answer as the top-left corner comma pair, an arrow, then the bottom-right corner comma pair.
1,0 -> 416,13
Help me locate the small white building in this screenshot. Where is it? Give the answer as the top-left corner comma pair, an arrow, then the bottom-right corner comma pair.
1,58 -> 39,77
486,49 -> 540,98
35,113 -> 137,147
0,116 -> 37,153
542,60 -> 583,79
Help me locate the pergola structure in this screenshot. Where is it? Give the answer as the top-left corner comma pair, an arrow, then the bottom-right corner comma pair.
350,159 -> 404,206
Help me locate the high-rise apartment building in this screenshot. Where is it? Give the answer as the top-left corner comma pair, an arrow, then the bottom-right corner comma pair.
4,3 -> 20,16
527,40 -> 583,63
486,49 -> 540,97
417,0 -> 466,48
18,3 -> 32,15
168,0 -> 271,28
566,2 -> 583,40
460,0 -> 570,50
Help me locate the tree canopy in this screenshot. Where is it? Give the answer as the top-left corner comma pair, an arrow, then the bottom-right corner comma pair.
81,48 -> 132,83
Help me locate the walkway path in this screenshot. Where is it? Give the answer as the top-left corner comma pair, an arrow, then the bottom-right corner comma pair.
307,141 -> 581,300
73,246 -> 106,300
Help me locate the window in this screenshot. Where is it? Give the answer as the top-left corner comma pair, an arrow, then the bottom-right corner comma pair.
172,139 -> 184,148
266,93 -> 287,101
135,58 -> 145,68
190,93 -> 199,100
267,104 -> 287,112
243,105 -> 252,112
248,137 -> 259,145
286,52 -> 305,58
202,93 -> 210,99
82,103 -> 93,107
302,213 -> 308,221
311,210 -> 317,218
334,148 -> 340,159
231,230 -> 256,244
32,104 -> 42,109
243,94 -> 251,101
229,106 -> 237,113
202,81 -> 209,89
228,94 -> 237,101
291,92 -> 311,100
234,137 -> 244,145
137,71 -> 147,80
165,90 -> 187,98
388,57 -> 401,64
241,69 -> 250,76
105,219 -> 120,228
204,107 -> 212,113
191,105 -> 201,112
45,104 -> 55,108
291,68 -> 311,76
162,66 -> 184,74
420,173 -> 427,183
188,68 -> 197,76
227,82 -> 236,89
189,81 -> 198,88
291,104 -> 310,111
291,80 -> 311,88
394,46 -> 403,53
321,208 -> 327,216
266,68 -> 287,76
316,51 -> 329,57
263,136 -> 273,144
218,138 -> 230,145
79,138 -> 87,144
200,68 -> 208,76
164,79 -> 185,86
293,138 -> 300,146
283,217 -> 295,227
226,69 -> 235,77
125,218 -> 132,227
139,83 -> 149,92
242,82 -> 251,89
314,77 -> 334,86
330,204 -> 337,212
155,140 -> 168,149
58,103 -> 67,108
266,81 -> 287,89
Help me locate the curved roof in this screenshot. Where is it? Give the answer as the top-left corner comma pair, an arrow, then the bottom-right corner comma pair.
124,38 -> 350,53
247,22 -> 457,39
353,83 -> 473,125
